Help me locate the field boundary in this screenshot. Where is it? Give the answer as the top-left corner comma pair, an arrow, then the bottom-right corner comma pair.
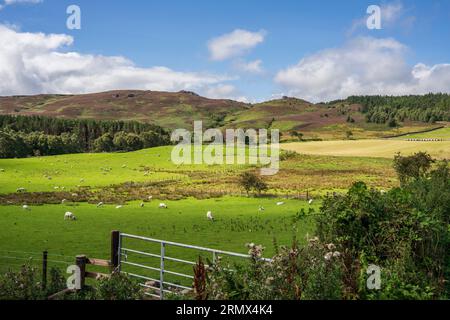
383,125 -> 445,139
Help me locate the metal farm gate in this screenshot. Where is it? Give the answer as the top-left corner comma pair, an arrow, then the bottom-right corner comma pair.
116,232 -> 271,300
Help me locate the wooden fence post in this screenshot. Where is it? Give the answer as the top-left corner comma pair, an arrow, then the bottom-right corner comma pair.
42,250 -> 48,290
75,255 -> 87,290
111,230 -> 120,273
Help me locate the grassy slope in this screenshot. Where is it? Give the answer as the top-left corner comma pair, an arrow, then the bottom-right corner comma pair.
0,146 -> 397,197
281,140 -> 450,159
0,90 -> 249,130
0,147 -> 191,194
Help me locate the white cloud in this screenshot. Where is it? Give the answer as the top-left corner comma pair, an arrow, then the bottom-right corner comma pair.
234,59 -> 264,74
275,37 -> 450,102
203,84 -> 249,103
208,29 -> 266,61
0,25 -> 236,97
0,0 -> 42,10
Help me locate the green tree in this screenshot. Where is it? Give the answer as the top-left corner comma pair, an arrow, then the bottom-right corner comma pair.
94,133 -> 115,152
239,172 -> 268,196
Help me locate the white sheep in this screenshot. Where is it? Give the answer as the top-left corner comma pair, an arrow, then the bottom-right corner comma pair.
22,205 -> 30,211
97,202 -> 104,208
159,203 -> 168,209
17,187 -> 26,193
61,199 -> 67,204
276,202 -> 285,206
140,202 -> 145,208
148,195 -> 153,201
308,199 -> 314,205
207,211 -> 214,221
116,205 -> 123,209
64,212 -> 76,220
259,206 -> 265,212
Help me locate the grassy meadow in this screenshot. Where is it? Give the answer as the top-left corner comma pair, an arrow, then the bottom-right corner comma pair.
0,141 -> 420,275
281,139 -> 450,159
0,198 -> 316,279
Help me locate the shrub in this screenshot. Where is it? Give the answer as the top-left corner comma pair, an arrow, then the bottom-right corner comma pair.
239,172 -> 268,196
0,265 -> 143,300
206,240 -> 344,300
94,272 -> 144,300
0,263 -> 65,300
316,156 -> 449,299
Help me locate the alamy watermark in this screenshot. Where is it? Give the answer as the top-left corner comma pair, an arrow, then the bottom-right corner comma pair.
171,121 -> 280,176
66,4 -> 81,30
367,5 -> 382,30
367,264 -> 382,290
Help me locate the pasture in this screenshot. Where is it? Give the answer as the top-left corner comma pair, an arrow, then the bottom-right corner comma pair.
0,197 -> 316,275
281,139 -> 450,159
0,144 -> 402,276
392,127 -> 450,140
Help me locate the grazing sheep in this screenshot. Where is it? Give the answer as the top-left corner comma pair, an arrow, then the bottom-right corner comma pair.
22,205 -> 30,211
148,196 -> 153,201
16,187 -> 26,193
308,199 -> 314,205
64,212 -> 76,220
140,202 -> 145,208
207,211 -> 214,221
61,199 -> 67,204
259,206 -> 265,212
276,202 -> 285,206
116,205 -> 123,209
97,202 -> 104,208
159,203 -> 168,209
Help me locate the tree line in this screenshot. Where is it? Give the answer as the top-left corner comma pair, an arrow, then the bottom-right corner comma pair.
345,93 -> 450,126
0,115 -> 170,158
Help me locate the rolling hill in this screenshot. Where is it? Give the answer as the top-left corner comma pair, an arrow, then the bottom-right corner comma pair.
0,90 -> 444,139
0,90 -> 249,130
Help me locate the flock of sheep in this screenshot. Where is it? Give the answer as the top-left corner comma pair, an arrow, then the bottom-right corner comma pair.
21,198 -> 314,222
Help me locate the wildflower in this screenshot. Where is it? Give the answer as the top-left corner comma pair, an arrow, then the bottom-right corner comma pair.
332,251 -> 341,258
324,252 -> 333,261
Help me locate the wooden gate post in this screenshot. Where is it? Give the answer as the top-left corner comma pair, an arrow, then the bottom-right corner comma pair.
111,230 -> 120,272
42,250 -> 48,290
75,255 -> 87,290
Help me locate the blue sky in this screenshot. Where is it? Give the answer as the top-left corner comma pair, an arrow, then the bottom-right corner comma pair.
1,0 -> 450,102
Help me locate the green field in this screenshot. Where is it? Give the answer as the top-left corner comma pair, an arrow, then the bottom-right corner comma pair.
393,127 -> 450,140
0,198 -> 316,277
281,139 -> 450,159
0,143 -> 405,276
